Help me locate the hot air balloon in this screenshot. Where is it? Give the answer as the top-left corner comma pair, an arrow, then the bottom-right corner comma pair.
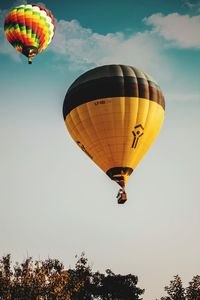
4,4 -> 56,64
63,65 -> 165,204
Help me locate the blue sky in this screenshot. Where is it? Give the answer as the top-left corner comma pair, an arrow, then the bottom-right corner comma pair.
0,1 -> 200,299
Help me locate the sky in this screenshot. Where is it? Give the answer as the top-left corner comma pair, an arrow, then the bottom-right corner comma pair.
0,0 -> 200,299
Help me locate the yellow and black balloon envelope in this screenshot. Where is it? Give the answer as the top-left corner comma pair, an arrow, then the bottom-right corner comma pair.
63,65 -> 165,188
4,4 -> 56,64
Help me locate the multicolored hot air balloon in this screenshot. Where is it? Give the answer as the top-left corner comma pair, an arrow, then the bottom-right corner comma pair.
4,4 -> 56,64
63,65 -> 165,204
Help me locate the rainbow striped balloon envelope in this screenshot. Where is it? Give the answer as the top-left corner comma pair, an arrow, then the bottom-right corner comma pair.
4,4 -> 56,64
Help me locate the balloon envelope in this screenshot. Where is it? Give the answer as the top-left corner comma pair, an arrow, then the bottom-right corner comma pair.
4,4 -> 56,63
63,65 -> 165,188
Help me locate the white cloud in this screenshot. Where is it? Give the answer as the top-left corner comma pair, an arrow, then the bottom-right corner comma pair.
145,13 -> 200,48
49,19 -> 171,81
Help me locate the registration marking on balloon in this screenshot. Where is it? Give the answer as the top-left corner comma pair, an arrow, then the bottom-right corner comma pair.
94,100 -> 112,106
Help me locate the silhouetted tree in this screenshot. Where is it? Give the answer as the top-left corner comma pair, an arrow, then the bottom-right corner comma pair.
0,255 -> 13,299
160,275 -> 185,300
186,275 -> 200,300
67,254 -> 144,300
97,268 -> 144,300
0,253 -> 144,300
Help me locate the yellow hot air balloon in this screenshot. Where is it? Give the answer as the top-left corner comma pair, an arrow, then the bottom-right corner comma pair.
63,65 -> 165,204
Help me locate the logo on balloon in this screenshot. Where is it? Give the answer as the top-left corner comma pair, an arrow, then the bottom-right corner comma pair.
132,124 -> 144,148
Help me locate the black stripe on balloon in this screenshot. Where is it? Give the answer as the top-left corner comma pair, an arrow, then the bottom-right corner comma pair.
106,167 -> 133,180
63,76 -> 165,119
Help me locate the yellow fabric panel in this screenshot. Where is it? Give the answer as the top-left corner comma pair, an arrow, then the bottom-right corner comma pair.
128,102 -> 164,169
65,97 -> 164,180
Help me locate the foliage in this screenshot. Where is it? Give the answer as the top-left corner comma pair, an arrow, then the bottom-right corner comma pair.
186,276 -> 200,300
0,253 -> 144,300
159,275 -> 200,300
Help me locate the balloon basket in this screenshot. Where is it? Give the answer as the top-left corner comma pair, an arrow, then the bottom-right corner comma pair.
116,189 -> 127,204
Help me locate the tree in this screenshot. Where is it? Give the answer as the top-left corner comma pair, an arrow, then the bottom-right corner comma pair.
97,269 -> 144,300
186,275 -> 200,300
0,254 -> 13,300
67,254 -> 144,300
0,253 -> 144,300
0,255 -> 72,299
161,275 -> 185,300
